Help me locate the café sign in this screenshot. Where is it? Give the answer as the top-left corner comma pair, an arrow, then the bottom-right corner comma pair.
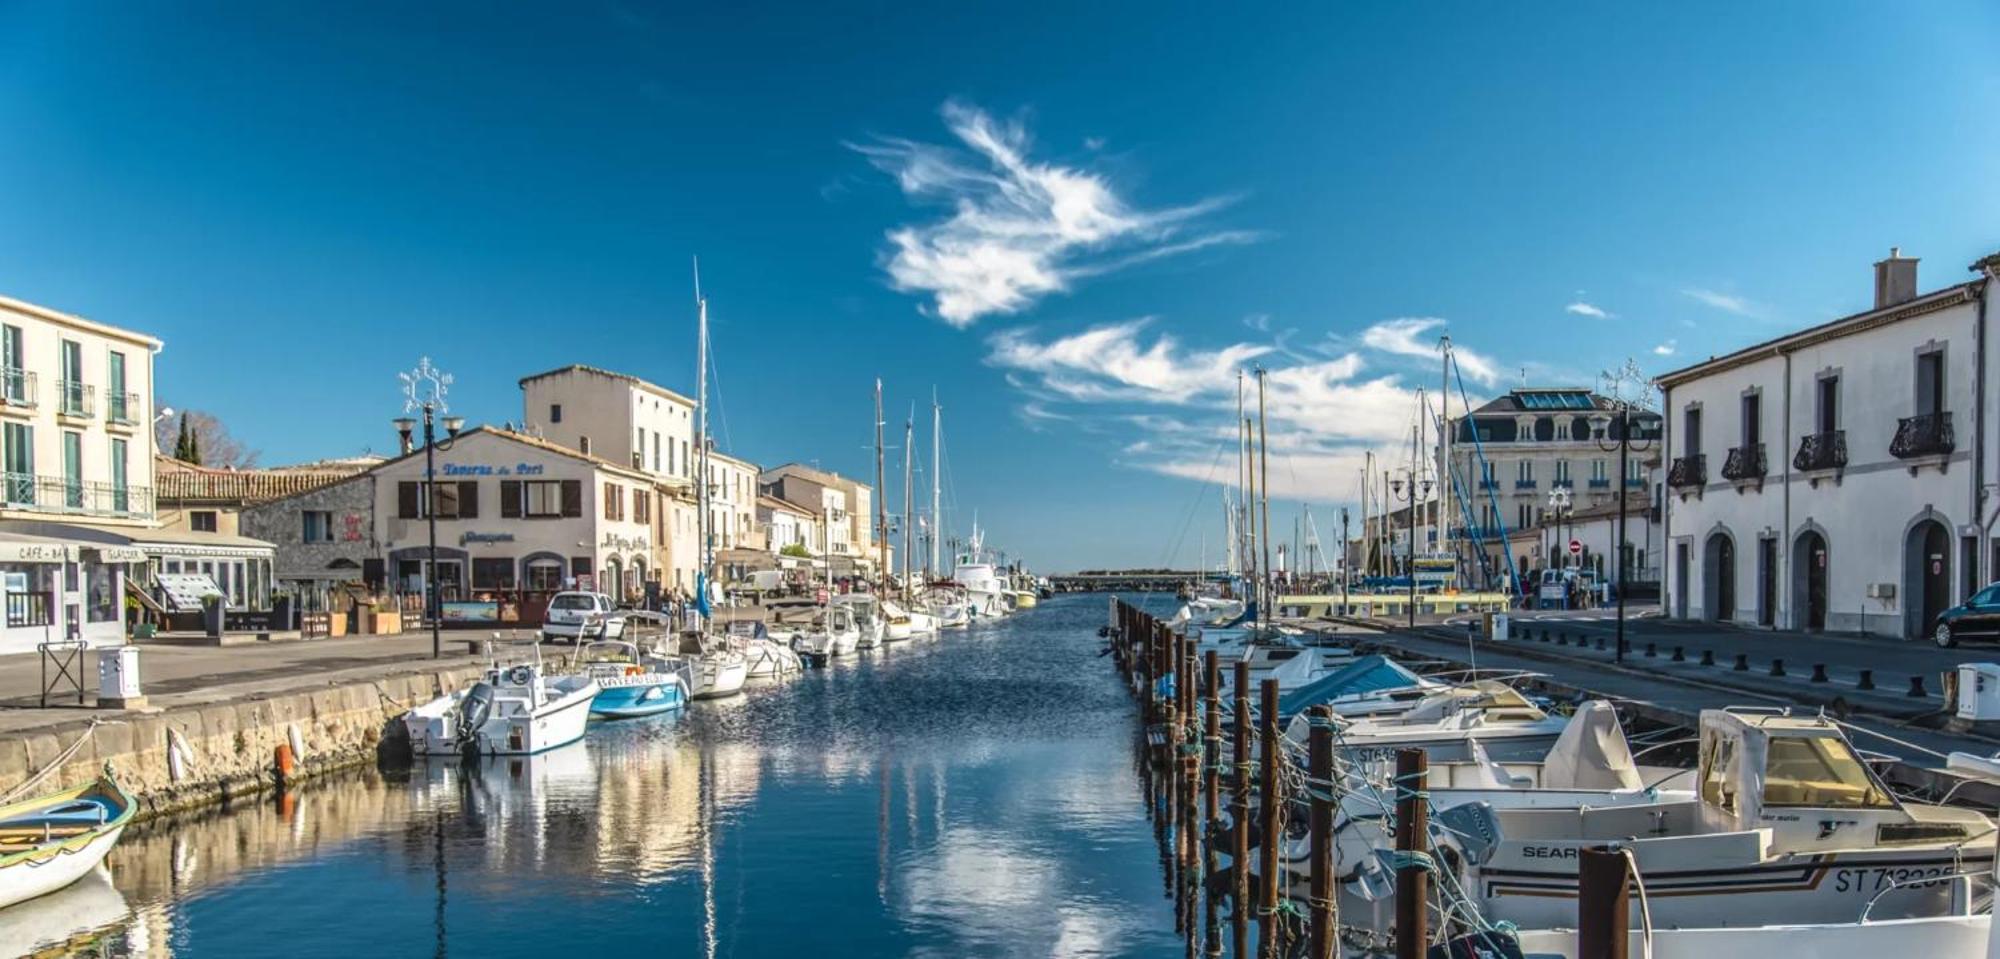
600,532 -> 649,552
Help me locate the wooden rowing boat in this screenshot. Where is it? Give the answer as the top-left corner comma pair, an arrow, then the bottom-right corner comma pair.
0,771 -> 135,911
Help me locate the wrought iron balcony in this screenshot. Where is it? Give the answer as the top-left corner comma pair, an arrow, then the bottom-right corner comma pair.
0,368 -> 35,408
1586,478 -> 1612,489
1792,430 -> 1847,472
1513,479 -> 1538,490
1551,479 -> 1574,489
1890,411 -> 1954,459
1623,476 -> 1645,488
57,380 -> 93,418
1721,443 -> 1767,481
1666,454 -> 1706,489
1,473 -> 153,518
107,391 -> 140,425
1477,478 -> 1500,491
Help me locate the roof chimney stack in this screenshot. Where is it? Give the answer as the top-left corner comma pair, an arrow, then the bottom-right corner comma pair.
1874,247 -> 1918,308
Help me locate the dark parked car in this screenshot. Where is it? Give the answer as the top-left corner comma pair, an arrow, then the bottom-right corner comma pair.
1933,582 -> 2000,647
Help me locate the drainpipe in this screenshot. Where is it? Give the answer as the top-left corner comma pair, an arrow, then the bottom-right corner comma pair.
1662,382 -> 1674,617
1782,350 -> 1792,629
1975,272 -> 1996,571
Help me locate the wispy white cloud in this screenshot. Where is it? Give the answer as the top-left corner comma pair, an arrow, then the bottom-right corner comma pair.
1360,317 -> 1502,386
1565,301 -> 1611,319
987,319 -> 1271,405
1652,340 -> 1677,357
854,101 -> 1256,326
1680,287 -> 1763,319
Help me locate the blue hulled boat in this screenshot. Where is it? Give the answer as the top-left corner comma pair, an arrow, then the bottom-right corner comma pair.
579,641 -> 692,719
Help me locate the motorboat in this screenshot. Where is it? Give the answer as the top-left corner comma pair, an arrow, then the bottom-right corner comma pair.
1394,709 -> 2000,934
885,599 -> 937,638
578,640 -> 691,719
881,600 -> 914,642
1273,654 -> 1448,723
1283,680 -> 1571,764
797,605 -> 861,661
403,652 -> 599,755
918,587 -> 972,628
834,594 -> 887,649
725,620 -> 804,679
0,772 -> 134,911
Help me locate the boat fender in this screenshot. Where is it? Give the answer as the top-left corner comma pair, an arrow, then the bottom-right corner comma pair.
625,665 -> 642,677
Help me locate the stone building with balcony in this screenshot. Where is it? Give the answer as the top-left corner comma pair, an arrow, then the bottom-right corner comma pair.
1658,248 -> 2000,638
759,464 -> 875,577
1444,388 -> 1662,591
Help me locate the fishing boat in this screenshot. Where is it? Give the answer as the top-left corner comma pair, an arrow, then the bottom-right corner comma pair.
0,863 -> 129,954
725,620 -> 804,679
578,639 -> 691,719
952,525 -> 1009,618
0,772 -> 134,911
403,652 -> 599,756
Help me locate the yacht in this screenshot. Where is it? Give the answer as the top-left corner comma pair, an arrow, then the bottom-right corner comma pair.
834,593 -> 887,648
797,605 -> 861,661
725,620 -> 804,679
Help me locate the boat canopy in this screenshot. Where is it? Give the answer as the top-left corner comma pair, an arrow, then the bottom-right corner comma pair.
1698,710 -> 1898,821
1277,654 -> 1428,719
1541,700 -> 1641,790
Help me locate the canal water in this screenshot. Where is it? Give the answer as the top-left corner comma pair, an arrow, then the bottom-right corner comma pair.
12,593 -> 1188,958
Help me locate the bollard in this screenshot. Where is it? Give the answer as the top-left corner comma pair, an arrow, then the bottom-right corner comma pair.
1577,846 -> 1632,959
1393,748 -> 1430,959
1909,675 -> 1928,698
1557,632 -> 1570,646
1733,653 -> 1750,671
1258,679 -> 1283,959
1672,645 -> 1685,662
1306,705 -> 1337,959
1858,669 -> 1875,690
1594,636 -> 1606,651
1769,659 -> 1786,678
1811,663 -> 1829,683
1700,649 -> 1715,666
1539,628 -> 1551,644
1644,642 -> 1657,658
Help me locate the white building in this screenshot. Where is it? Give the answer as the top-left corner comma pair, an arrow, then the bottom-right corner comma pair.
1659,249 -> 2000,638
757,494 -> 818,556
759,463 -> 875,571
1445,387 -> 1662,591
370,427 -> 664,607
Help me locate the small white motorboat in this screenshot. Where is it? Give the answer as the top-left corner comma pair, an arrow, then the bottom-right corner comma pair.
578,640 -> 691,719
725,621 -> 804,679
834,594 -> 887,649
403,652 -> 599,756
675,631 -> 748,699
1283,680 -> 1572,764
0,773 -> 134,911
797,605 -> 861,660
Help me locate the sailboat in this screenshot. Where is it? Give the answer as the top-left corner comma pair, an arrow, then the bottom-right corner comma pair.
682,263 -> 748,700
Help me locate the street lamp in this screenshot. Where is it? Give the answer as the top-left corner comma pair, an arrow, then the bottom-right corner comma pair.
1390,472 -> 1433,629
397,357 -> 463,660
1591,403 -> 1654,663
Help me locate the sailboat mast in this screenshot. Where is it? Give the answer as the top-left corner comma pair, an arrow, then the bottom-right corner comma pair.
1439,336 -> 1453,575
930,392 -> 942,578
694,259 -> 711,616
902,407 -> 914,601
874,379 -> 888,591
1256,367 -> 1272,623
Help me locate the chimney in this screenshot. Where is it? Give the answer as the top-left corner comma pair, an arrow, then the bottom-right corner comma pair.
1873,247 -> 1918,308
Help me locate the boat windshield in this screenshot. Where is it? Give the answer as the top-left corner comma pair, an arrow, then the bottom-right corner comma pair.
1760,735 -> 1895,809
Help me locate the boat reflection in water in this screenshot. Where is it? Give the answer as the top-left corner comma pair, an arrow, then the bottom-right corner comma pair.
24,595 -> 1178,957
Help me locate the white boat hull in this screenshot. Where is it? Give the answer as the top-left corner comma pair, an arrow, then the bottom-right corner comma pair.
1513,913 -> 1991,959
403,675 -> 599,756
692,654 -> 749,699
0,824 -> 126,912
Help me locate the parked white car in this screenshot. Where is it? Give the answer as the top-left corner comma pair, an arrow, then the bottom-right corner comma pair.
541,592 -> 626,643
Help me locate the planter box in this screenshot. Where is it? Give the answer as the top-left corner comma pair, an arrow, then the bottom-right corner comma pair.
328,612 -> 348,638
366,610 -> 403,635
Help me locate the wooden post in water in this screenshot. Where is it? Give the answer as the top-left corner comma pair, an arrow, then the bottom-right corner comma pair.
1393,748 -> 1428,959
1167,624 -> 1185,935
1258,678 -> 1282,959
1306,705 -> 1336,959
1577,846 -> 1630,959
1231,660 -> 1252,959
1202,649 -> 1222,956
1182,640 -> 1199,959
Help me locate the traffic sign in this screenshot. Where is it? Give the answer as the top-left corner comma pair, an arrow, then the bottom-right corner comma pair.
1568,539 -> 1583,556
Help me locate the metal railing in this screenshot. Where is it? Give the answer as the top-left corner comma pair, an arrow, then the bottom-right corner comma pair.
0,473 -> 153,517
107,391 -> 140,424
1890,411 -> 1954,459
1477,479 -> 1500,490
1666,454 -> 1706,489
1586,477 -> 1611,488
1793,429 -> 1847,472
57,380 -> 94,417
7,591 -> 52,627
0,368 -> 35,408
1513,479 -> 1538,490
1721,443 -> 1767,481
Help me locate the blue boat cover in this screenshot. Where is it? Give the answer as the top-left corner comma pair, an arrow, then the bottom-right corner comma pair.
1276,654 -> 1425,720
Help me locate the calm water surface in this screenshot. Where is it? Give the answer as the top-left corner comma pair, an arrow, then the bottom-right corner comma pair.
17,593 -> 1190,958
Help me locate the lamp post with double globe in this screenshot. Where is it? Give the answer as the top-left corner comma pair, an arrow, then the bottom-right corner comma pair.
395,357 -> 464,660
1591,403 -> 1654,664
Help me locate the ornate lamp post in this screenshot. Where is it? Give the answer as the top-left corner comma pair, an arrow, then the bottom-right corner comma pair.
1591,403 -> 1654,663
396,357 -> 464,660
1390,471 -> 1433,629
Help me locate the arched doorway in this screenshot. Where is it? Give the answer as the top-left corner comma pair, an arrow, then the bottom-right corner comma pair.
1704,532 -> 1735,622
1793,530 -> 1828,631
602,557 -> 622,598
629,556 -> 647,601
1905,519 -> 1951,639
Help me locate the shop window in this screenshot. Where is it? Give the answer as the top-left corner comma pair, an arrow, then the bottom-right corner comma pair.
550,403 -> 562,424
191,510 -> 219,532
87,562 -> 117,622
472,558 -> 515,590
525,558 -> 564,591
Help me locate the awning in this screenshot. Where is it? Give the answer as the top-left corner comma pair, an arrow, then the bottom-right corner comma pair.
87,545 -> 148,563
154,572 -> 224,612
0,534 -> 77,563
716,548 -> 778,572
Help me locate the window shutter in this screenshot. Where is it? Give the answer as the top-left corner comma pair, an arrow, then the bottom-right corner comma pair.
500,481 -> 522,518
458,481 -> 479,518
561,480 -> 582,517
398,482 -> 419,519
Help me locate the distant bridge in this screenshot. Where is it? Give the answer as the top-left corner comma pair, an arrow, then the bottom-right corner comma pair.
1049,570 -> 1227,593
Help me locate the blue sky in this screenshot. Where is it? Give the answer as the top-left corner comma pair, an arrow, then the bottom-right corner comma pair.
2,3 -> 1997,570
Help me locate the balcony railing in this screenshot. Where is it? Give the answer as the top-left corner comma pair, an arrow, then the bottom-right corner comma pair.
0,368 -> 35,408
1,473 -> 153,517
1890,411 -> 1954,459
1623,476 -> 1645,488
1586,478 -> 1611,489
1666,454 -> 1707,489
1721,443 -> 1767,481
57,380 -> 93,418
1792,430 -> 1847,472
1551,478 -> 1574,489
1477,479 -> 1500,491
1513,479 -> 1538,490
107,391 -> 140,425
